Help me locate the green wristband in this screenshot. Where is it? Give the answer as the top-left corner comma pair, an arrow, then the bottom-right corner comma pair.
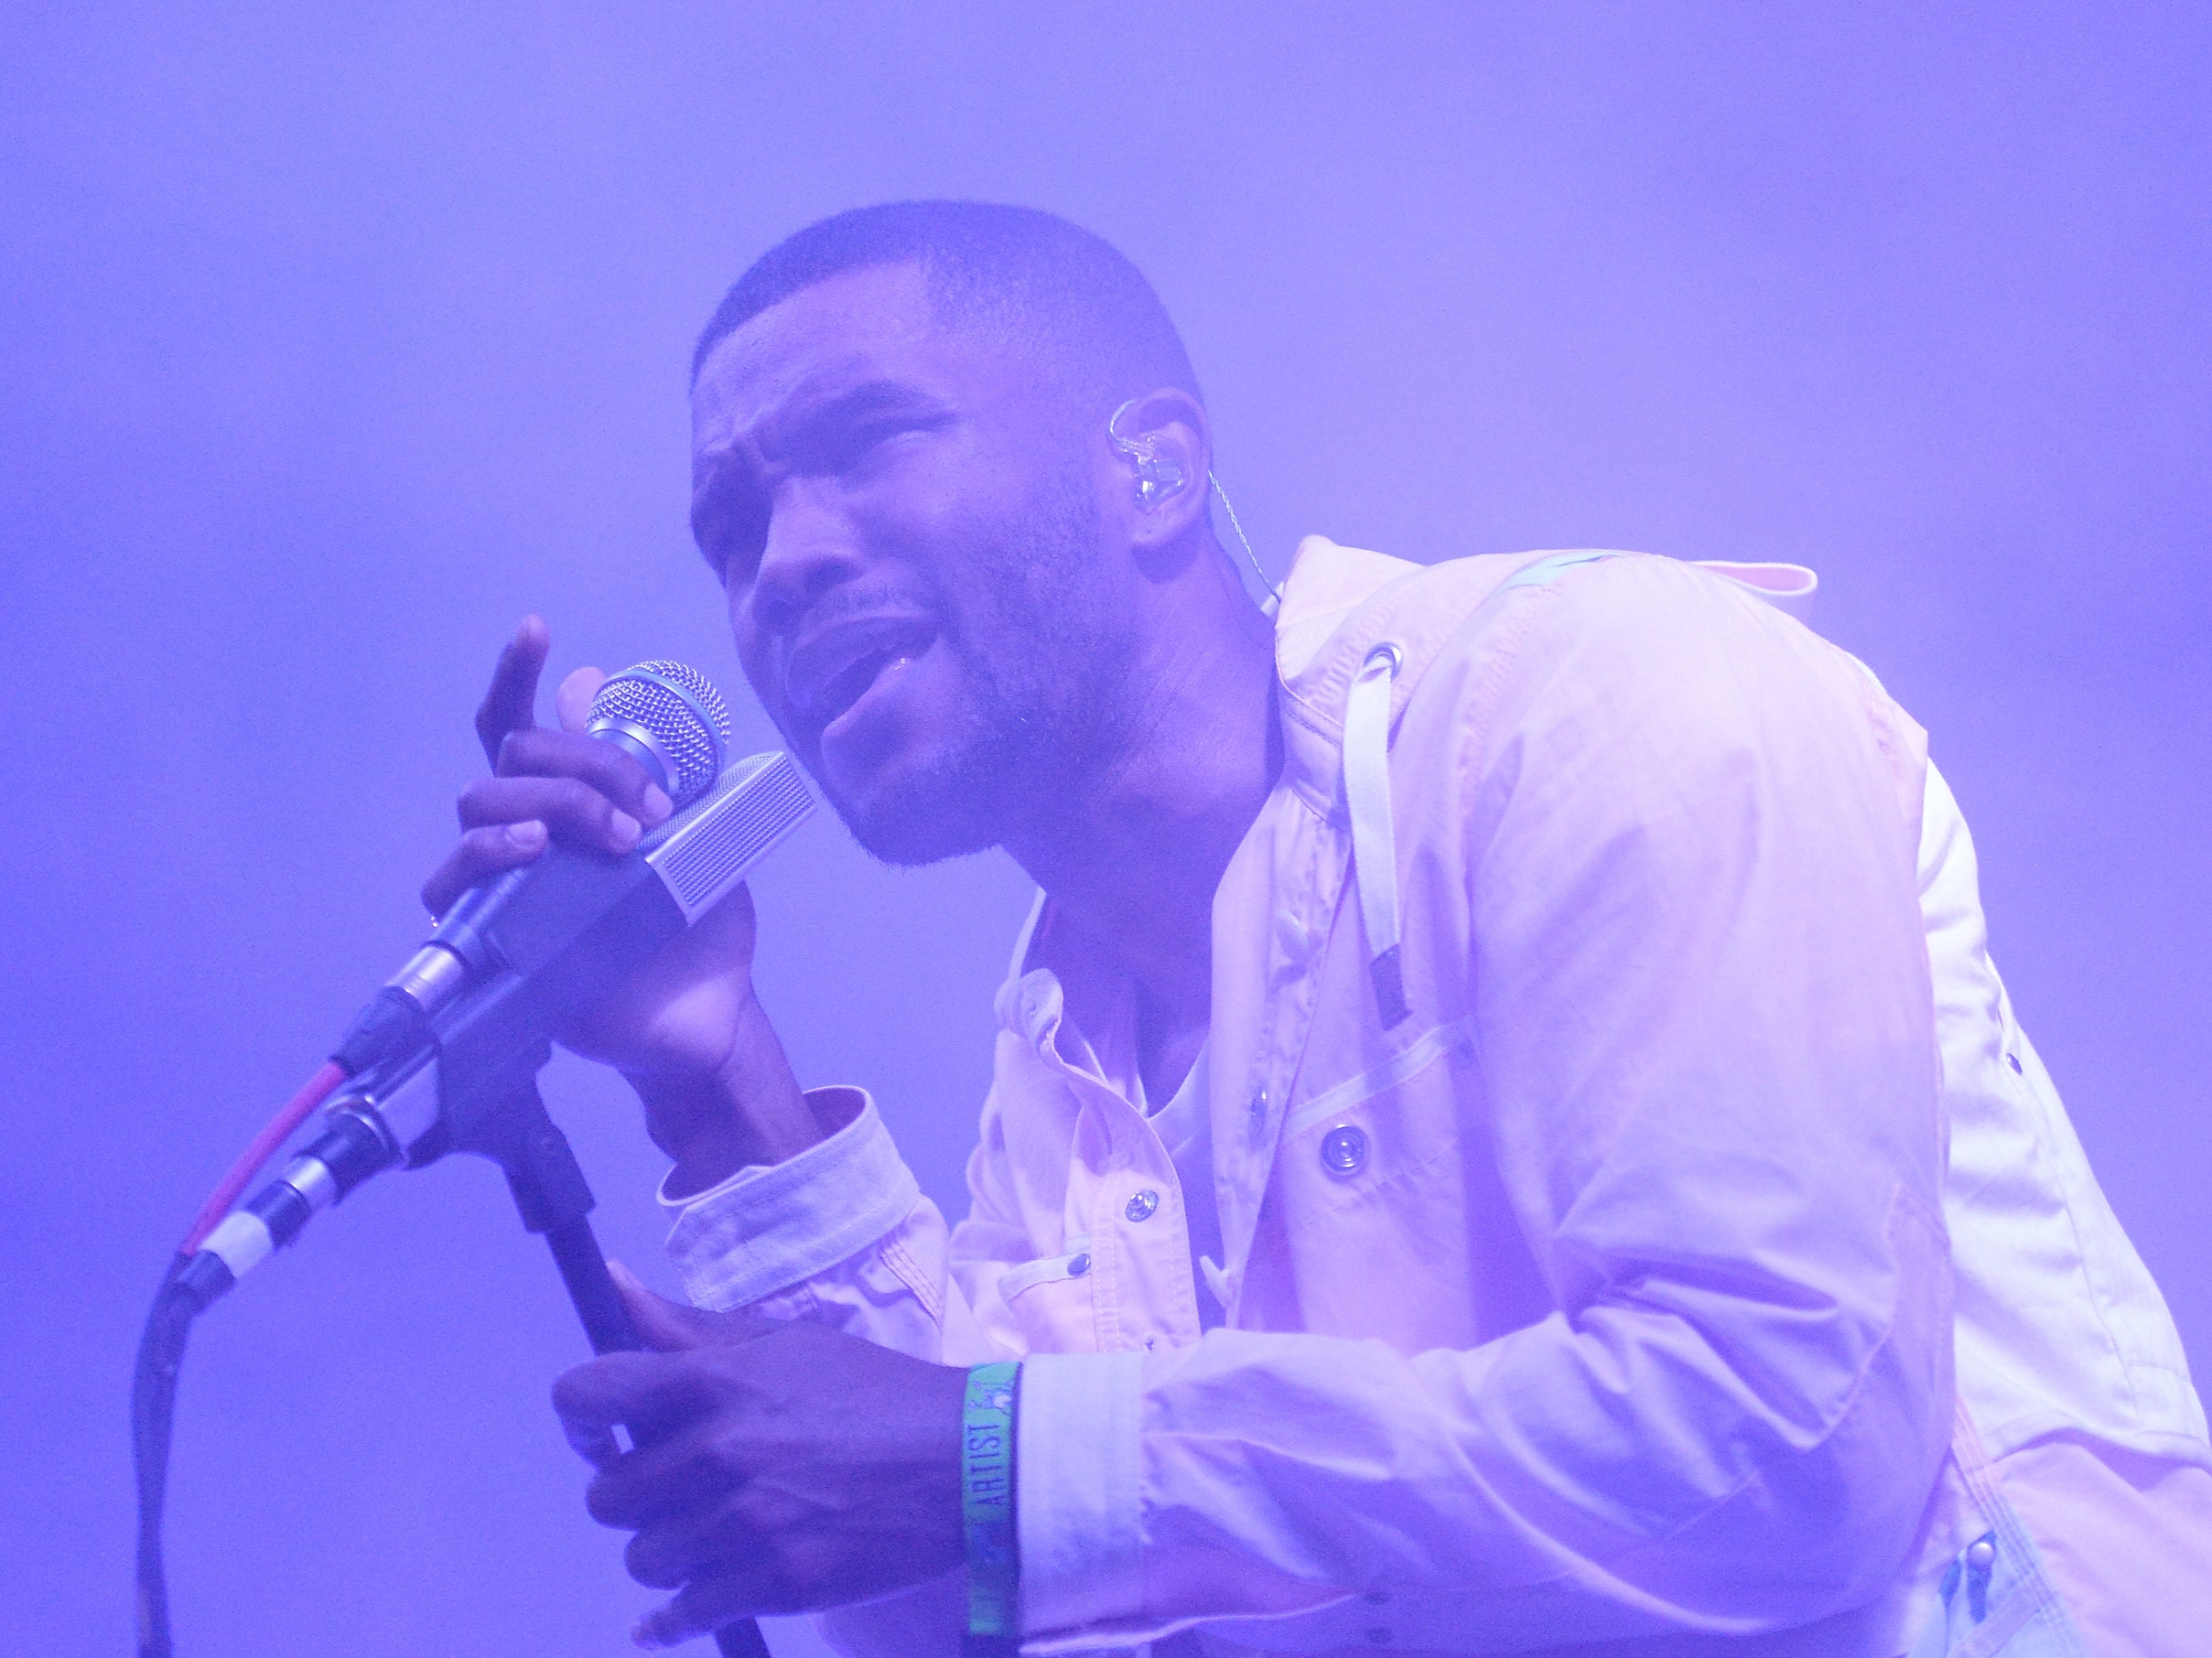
962,1361 -> 1021,1642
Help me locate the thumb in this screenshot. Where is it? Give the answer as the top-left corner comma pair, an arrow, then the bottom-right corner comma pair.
609,1259 -> 773,1353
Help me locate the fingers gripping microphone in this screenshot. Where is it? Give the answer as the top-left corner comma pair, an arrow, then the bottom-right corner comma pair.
343,661 -> 739,1072
178,663 -> 814,1310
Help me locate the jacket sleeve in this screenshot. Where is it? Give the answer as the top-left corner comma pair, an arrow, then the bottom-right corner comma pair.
1014,557 -> 1953,1653
661,1082 -> 1056,1658
662,1082 -> 1045,1363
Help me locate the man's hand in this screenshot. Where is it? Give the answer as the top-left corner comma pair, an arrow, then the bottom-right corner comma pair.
556,1265 -> 968,1647
421,619 -> 822,1189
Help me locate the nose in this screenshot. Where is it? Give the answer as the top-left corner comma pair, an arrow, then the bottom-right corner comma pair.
747,477 -> 866,637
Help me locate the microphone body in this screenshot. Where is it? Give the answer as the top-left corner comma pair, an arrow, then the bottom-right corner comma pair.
335,660 -> 741,1078
181,700 -> 814,1308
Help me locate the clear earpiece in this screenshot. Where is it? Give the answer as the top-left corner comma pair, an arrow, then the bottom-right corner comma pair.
1107,398 -> 1189,506
1107,397 -> 1279,611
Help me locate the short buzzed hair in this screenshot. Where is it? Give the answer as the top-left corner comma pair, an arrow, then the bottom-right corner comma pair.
691,200 -> 1201,420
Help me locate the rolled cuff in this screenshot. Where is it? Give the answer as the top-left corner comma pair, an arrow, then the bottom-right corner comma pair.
1017,1350 -> 1146,1638
662,1086 -> 919,1311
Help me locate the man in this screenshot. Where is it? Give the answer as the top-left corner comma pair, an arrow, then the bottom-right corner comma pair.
424,203 -> 2209,1656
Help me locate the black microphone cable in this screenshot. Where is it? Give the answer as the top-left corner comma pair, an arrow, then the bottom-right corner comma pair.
133,1056 -> 363,1658
132,1254 -> 192,1658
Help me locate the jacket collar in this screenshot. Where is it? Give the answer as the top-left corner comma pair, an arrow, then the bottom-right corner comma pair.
1272,535 -> 1426,818
1013,536 -> 1764,985
1007,535 -> 1423,994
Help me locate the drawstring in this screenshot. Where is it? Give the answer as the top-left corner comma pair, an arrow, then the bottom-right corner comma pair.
1339,555 -> 1631,1034
1344,641 -> 1410,1028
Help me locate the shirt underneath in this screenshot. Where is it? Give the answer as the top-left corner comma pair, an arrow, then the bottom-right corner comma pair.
1133,1039 -> 1226,1331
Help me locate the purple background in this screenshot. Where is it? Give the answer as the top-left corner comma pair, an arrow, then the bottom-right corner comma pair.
3,6 -> 2205,1653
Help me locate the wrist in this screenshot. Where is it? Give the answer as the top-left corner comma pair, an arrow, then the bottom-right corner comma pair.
963,1362 -> 1022,1646
629,993 -> 822,1192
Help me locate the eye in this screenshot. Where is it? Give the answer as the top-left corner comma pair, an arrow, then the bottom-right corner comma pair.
698,487 -> 771,583
829,418 -> 922,475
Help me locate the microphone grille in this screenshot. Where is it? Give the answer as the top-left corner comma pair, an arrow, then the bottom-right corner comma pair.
587,661 -> 732,805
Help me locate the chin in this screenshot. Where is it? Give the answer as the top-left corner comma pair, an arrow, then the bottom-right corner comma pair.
803,642 -> 1088,867
823,748 -> 1009,867
846,812 -> 993,867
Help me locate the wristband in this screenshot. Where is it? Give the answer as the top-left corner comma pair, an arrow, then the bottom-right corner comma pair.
962,1361 -> 1021,1645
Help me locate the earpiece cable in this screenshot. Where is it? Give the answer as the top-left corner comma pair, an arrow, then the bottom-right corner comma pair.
1210,473 -> 1281,613
1110,397 -> 1280,613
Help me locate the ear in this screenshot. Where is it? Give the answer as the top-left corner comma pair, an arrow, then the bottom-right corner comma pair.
1102,387 -> 1214,553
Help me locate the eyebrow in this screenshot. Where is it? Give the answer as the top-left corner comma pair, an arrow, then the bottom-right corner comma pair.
787,377 -> 951,440
705,376 -> 948,479
690,378 -> 955,561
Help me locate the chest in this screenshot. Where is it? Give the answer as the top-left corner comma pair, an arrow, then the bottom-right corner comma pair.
990,781 -> 1549,1356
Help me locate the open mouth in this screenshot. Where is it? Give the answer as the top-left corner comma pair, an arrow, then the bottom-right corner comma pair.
816,645 -> 915,731
785,614 -> 936,737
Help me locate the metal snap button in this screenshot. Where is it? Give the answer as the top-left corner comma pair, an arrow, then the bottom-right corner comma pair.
1065,1252 -> 1091,1277
1965,1537 -> 1996,1570
1321,1124 -> 1368,1178
1125,1190 -> 1160,1222
1247,1086 -> 1270,1134
2005,1053 -> 2023,1075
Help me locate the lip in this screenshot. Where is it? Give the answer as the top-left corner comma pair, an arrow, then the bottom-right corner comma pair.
783,611 -> 937,737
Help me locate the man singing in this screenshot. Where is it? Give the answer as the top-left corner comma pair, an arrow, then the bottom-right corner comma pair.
421,203 -> 2208,1657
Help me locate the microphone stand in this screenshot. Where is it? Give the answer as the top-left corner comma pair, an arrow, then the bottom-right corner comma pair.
436,1055 -> 771,1658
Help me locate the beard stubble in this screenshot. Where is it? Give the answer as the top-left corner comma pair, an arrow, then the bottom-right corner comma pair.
838,468 -> 1140,867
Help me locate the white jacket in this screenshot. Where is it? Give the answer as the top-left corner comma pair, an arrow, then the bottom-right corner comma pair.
665,542 -> 2211,1657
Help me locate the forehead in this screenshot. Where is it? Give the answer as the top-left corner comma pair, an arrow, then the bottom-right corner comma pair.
690,262 -> 1014,459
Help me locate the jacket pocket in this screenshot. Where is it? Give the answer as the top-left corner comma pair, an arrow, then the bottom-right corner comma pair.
996,1235 -> 1099,1352
1260,1020 -> 1484,1344
1276,1016 -> 1475,1219
1280,1015 -> 1476,1147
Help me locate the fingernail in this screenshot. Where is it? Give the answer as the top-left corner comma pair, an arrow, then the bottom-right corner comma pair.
642,784 -> 673,826
631,1617 -> 672,1650
506,820 -> 547,850
609,811 -> 641,849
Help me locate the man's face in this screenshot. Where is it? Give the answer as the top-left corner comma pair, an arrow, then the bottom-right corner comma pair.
690,263 -> 1134,864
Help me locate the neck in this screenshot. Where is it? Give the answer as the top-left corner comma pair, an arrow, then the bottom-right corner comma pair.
1004,545 -> 1280,1027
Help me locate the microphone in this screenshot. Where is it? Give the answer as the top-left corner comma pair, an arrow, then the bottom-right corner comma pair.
334,660 -> 739,1076
177,662 -> 814,1308
577,658 -> 730,803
